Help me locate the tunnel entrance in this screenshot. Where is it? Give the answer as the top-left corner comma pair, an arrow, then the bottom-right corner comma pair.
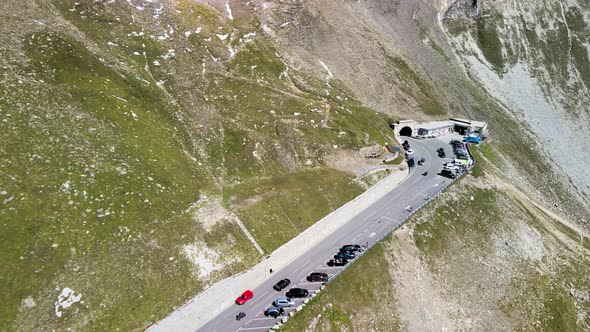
399,126 -> 413,136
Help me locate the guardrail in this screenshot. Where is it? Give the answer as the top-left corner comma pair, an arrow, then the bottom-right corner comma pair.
325,149 -> 475,285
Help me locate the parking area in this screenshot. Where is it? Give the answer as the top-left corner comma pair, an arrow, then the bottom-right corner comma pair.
234,244 -> 368,331
400,132 -> 473,180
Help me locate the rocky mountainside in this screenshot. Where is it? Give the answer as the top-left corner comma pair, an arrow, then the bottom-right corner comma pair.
0,0 -> 588,331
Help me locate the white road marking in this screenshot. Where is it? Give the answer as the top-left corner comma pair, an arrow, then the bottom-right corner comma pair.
433,183 -> 440,187
250,317 -> 275,321
249,290 -> 269,305
369,232 -> 376,238
318,266 -> 343,270
381,216 -> 397,222
293,260 -> 312,273
298,281 -> 320,285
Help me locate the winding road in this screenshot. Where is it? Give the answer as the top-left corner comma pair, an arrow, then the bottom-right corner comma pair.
147,135 -> 463,332
189,136 -> 459,332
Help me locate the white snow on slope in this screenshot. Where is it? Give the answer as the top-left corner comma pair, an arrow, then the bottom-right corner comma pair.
319,60 -> 334,78
55,287 -> 82,317
225,1 -> 233,20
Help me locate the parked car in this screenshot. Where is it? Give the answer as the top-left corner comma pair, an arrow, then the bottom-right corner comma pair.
438,151 -> 446,158
235,290 -> 254,305
463,136 -> 482,143
418,158 -> 425,166
327,258 -> 348,266
440,169 -> 457,179
264,306 -> 285,318
273,278 -> 291,291
340,244 -> 362,252
334,251 -> 356,260
273,297 -> 295,308
408,157 -> 415,167
286,288 -> 309,298
307,272 -> 329,282
403,140 -> 409,146
406,148 -> 414,155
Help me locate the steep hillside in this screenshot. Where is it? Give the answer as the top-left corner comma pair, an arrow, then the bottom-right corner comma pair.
444,0 -> 590,198
1,0 -> 589,331
0,0 -> 397,330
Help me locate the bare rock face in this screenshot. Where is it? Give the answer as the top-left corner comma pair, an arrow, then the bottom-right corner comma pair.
443,0 -> 484,19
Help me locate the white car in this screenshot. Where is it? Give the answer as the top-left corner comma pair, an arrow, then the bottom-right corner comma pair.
406,149 -> 414,155
273,297 -> 295,308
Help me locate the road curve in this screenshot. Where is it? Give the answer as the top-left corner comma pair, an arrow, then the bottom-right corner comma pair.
193,136 -> 457,332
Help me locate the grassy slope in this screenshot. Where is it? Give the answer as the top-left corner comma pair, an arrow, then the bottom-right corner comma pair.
0,1 -> 399,330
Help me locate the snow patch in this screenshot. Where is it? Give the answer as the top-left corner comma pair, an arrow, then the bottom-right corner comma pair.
241,32 -> 256,43
22,296 -> 36,308
54,288 -> 82,318
319,60 -> 334,78
225,1 -> 233,20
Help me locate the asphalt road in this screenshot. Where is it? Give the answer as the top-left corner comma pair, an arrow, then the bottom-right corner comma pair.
197,137 -> 456,332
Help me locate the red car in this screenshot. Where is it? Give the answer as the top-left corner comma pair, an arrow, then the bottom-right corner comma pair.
235,290 -> 254,305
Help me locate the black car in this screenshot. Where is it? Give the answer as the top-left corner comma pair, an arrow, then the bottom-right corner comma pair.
418,158 -> 425,166
286,288 -> 309,298
407,157 -> 415,167
327,258 -> 348,266
340,244 -> 362,252
307,272 -> 329,282
264,306 -> 285,318
334,251 -> 356,260
438,151 -> 446,158
440,169 -> 457,179
273,278 -> 291,291
403,144 -> 411,151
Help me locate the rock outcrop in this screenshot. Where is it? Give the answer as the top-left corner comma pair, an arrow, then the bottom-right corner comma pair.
443,0 -> 484,19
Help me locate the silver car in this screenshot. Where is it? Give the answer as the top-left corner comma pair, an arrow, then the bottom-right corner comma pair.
273,296 -> 295,307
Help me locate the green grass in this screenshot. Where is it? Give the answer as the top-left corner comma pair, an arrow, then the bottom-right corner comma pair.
1,3 -> 401,329
469,142 -> 500,177
224,168 -> 364,253
281,242 -> 400,331
475,17 -> 505,74
413,187 -> 499,258
384,152 -> 405,165
566,8 -> 590,91
500,271 -> 584,332
0,28 -> 228,330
